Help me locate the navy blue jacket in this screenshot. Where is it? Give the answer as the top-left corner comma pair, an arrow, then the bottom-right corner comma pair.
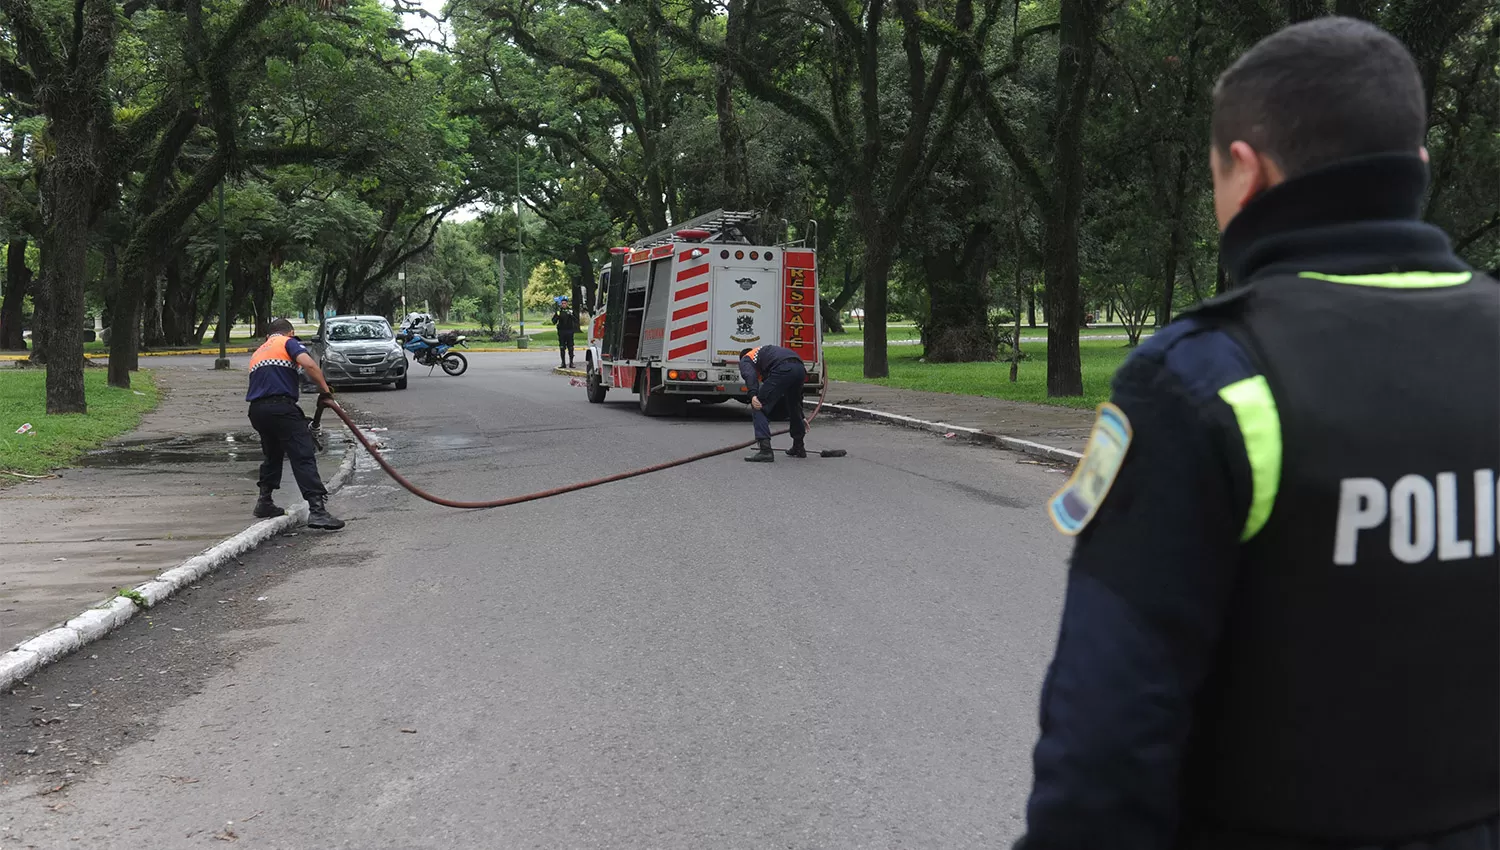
1017,155 -> 1496,849
738,345 -> 801,397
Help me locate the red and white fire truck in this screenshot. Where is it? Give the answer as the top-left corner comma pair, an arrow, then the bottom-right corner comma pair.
581,210 -> 823,416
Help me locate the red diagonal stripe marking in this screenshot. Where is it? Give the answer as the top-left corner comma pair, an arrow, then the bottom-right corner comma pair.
670,320 -> 708,340
672,302 -> 709,321
675,281 -> 709,301
676,264 -> 710,282
668,340 -> 708,359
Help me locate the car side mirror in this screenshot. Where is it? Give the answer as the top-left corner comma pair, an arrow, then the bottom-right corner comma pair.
309,336 -> 322,344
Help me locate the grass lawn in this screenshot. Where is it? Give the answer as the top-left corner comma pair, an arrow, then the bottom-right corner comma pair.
824,324 -> 1149,342
0,368 -> 161,480
822,338 -> 1131,409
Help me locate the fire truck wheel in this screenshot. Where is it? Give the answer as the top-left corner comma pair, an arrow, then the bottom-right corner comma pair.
637,372 -> 677,417
586,366 -> 607,403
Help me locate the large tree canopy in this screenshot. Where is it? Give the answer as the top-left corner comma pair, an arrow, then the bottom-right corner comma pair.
2,0 -> 1495,403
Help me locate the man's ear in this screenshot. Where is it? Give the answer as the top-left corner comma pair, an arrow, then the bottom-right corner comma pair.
1419,146 -> 1430,163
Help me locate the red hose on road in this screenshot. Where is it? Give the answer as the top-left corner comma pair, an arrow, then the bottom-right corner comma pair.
313,380 -> 829,509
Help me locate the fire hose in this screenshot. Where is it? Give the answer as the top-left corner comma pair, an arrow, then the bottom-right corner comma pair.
309,378 -> 841,510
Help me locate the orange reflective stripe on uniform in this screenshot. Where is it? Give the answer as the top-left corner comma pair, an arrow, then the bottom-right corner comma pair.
248,335 -> 295,373
745,347 -> 760,363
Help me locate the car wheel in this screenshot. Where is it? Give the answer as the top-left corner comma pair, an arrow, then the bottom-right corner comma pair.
395,375 -> 408,390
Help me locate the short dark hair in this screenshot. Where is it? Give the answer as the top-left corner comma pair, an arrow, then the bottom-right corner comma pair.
268,318 -> 296,336
1211,17 -> 1425,178
739,348 -> 752,359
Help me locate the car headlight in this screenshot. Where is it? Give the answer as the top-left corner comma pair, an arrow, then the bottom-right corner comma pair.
327,349 -> 348,362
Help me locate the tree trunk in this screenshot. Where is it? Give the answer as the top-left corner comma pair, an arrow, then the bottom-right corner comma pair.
37,118 -> 98,411
251,254 -> 272,337
715,0 -> 751,209
107,268 -> 144,387
1027,287 -> 1036,326
1286,0 -> 1327,22
142,271 -> 166,349
861,236 -> 894,378
1042,0 -> 1106,398
1,239 -> 31,350
924,223 -> 997,362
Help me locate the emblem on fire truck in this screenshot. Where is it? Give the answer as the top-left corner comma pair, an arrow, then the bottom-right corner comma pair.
736,277 -> 756,291
736,315 -> 755,335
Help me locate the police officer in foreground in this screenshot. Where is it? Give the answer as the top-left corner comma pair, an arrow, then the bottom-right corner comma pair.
1019,17 -> 1497,850
246,318 -> 345,530
550,296 -> 579,369
738,345 -> 807,462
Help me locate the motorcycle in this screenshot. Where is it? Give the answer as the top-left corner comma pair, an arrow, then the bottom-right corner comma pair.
397,328 -> 469,376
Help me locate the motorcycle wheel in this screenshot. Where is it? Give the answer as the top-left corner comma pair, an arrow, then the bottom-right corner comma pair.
441,351 -> 468,376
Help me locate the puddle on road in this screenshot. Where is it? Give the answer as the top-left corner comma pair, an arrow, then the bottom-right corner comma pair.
79,432 -> 261,467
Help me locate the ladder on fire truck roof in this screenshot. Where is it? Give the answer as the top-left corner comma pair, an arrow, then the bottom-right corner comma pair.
630,209 -> 760,250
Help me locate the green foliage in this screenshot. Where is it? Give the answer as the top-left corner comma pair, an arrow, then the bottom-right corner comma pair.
523,259 -> 571,312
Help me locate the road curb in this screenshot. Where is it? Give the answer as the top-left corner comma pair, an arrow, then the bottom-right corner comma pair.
805,399 -> 1084,464
0,433 -> 359,694
543,366 -> 1081,462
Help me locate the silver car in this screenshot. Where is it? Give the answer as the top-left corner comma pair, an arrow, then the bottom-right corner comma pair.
306,315 -> 408,390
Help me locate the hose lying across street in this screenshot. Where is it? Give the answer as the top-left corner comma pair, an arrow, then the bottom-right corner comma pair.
311,379 -> 832,510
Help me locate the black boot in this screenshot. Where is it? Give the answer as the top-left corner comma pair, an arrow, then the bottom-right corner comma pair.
787,439 -> 808,459
253,488 -> 285,518
306,496 -> 345,530
744,438 -> 775,463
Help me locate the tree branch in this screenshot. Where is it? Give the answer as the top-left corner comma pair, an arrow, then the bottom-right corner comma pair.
652,3 -> 851,161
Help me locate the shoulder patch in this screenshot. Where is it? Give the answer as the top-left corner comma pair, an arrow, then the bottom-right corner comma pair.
1048,403 -> 1133,536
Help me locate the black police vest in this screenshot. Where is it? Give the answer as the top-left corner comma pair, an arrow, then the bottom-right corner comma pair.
1184,272 -> 1500,843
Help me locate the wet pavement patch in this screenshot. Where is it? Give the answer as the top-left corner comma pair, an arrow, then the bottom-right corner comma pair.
78,433 -> 261,468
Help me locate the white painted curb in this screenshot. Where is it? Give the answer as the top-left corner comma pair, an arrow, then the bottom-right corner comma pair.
0,434 -> 358,693
805,399 -> 1084,463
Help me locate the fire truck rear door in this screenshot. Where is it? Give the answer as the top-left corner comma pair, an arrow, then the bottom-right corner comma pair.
709,255 -> 779,363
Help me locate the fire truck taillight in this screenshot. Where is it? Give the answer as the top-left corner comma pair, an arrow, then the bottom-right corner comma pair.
734,250 -> 745,260
666,370 -> 708,381
750,251 -> 759,260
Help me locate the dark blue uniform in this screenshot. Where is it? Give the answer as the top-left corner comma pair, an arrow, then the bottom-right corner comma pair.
246,334 -> 326,502
1020,155 -> 1498,849
739,345 -> 806,442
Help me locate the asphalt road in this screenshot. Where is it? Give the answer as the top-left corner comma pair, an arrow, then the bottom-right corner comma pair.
0,352 -> 1074,849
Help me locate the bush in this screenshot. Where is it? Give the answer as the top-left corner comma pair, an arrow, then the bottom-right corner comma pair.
453,318 -> 514,342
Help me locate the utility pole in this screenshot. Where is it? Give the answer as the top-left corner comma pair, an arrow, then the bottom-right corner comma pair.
516,150 -> 525,346
214,181 -> 230,370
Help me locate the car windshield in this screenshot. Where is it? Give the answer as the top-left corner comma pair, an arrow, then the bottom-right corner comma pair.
326,321 -> 392,341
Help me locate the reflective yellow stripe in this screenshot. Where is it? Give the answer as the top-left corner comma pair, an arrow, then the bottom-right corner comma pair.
1298,271 -> 1473,288
1219,376 -> 1282,542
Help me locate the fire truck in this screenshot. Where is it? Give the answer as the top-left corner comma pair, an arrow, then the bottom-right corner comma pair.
581,210 -> 823,416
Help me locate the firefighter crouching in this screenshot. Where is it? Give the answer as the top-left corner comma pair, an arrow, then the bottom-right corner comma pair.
738,345 -> 807,462
246,318 -> 345,530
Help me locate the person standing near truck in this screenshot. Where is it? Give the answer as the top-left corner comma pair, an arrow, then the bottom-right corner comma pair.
550,296 -> 578,369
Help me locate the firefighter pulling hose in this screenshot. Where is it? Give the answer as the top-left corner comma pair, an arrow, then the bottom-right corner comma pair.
307,377 -> 841,511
